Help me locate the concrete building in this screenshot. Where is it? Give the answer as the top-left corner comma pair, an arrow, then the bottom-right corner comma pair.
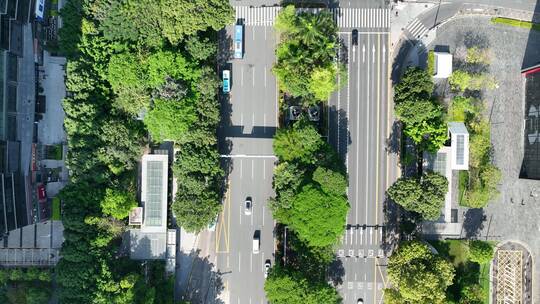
433,51 -> 453,79
129,154 -> 175,272
422,122 -> 469,238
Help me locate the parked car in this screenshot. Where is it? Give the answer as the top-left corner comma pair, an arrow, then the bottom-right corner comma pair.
222,70 -> 230,93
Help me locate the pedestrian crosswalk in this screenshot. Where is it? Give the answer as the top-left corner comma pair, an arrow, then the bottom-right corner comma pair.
234,6 -> 390,29
405,18 -> 429,39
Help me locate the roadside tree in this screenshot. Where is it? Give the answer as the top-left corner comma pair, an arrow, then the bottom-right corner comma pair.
386,241 -> 454,304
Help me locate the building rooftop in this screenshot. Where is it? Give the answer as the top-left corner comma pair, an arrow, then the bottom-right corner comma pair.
434,52 -> 453,79
140,154 -> 168,233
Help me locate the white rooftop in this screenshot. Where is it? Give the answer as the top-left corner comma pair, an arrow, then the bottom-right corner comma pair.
434,52 -> 453,79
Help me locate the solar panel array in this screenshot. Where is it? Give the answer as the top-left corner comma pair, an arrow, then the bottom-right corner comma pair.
456,135 -> 465,166
145,161 -> 163,227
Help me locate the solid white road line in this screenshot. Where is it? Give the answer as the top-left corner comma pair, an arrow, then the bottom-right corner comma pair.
240,159 -> 243,178
240,205 -> 242,225
241,66 -> 244,86
365,35 -> 370,226
262,206 -> 265,226
264,65 -> 267,87
263,158 -> 266,179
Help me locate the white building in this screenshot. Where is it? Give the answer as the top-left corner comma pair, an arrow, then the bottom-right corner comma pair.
422,122 -> 469,237
434,52 -> 453,79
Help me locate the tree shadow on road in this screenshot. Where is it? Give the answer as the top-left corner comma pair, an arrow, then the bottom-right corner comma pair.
461,208 -> 486,239
177,249 -> 225,304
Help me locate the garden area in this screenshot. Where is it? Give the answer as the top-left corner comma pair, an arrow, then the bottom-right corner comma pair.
263,6 -> 348,304
429,240 -> 494,304
0,267 -> 53,304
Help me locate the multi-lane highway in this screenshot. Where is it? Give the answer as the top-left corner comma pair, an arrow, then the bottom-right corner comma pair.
216,3 -> 394,304
328,4 -> 391,303
215,21 -> 278,304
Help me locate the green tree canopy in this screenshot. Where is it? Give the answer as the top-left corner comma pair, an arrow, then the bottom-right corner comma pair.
144,98 -> 197,142
264,268 -> 341,304
273,119 -> 324,164
387,173 -> 448,220
101,188 -> 137,220
273,6 -> 343,100
394,67 -> 433,105
386,241 -> 455,304
468,240 -> 494,264
395,98 -> 447,152
279,184 -> 348,248
312,166 -> 347,196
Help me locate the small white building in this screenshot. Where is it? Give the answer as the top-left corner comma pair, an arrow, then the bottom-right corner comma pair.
448,122 -> 469,171
434,52 -> 453,79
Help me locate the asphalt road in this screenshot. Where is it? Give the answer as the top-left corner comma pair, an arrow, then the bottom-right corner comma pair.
215,22 -> 278,304
327,1 -> 391,303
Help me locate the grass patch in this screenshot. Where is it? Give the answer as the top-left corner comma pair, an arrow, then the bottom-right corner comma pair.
479,262 -> 490,304
491,17 -> 540,32
429,240 -> 469,267
52,197 -> 61,220
45,144 -> 63,160
427,50 -> 435,76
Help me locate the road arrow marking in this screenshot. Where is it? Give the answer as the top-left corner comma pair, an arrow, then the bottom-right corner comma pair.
362,44 -> 365,63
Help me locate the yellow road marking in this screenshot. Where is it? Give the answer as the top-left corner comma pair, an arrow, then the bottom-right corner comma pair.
216,180 -> 231,253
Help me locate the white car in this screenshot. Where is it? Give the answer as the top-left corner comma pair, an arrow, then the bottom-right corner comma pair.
264,260 -> 271,278
244,197 -> 252,215
357,299 -> 364,304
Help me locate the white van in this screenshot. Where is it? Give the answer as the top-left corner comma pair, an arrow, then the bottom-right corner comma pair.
253,233 -> 260,254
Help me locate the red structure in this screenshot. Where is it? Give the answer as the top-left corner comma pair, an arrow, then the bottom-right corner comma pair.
522,62 -> 540,76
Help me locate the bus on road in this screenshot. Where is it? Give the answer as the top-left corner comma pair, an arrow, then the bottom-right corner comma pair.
234,24 -> 243,59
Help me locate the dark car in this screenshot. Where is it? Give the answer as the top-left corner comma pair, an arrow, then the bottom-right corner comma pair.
352,29 -> 358,46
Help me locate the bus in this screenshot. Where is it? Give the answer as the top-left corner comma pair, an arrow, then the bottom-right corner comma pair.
234,24 -> 243,59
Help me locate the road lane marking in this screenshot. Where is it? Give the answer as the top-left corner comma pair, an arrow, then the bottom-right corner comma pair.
364,35 -> 370,226
227,255 -> 230,268
375,33 -> 380,228
337,34 -> 341,155
261,254 -> 264,272
370,228 -> 373,245
216,180 -> 231,253
362,44 -> 365,63
263,158 -> 266,179
250,252 -> 253,272
372,44 -> 375,63
263,113 -> 267,134
346,34 -> 351,175
240,205 -> 242,225
251,159 -> 254,180
355,33 -> 362,227
239,252 -> 241,272
264,65 -> 267,87
240,159 -> 243,178
264,25 -> 267,40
